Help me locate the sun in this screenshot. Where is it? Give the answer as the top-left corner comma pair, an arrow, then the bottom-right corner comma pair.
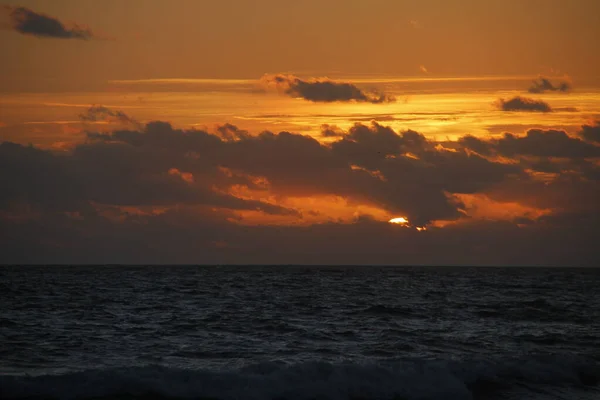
389,217 -> 428,232
389,217 -> 409,225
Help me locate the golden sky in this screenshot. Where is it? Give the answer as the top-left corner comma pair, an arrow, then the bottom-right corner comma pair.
1,0 -> 599,265
2,0 -> 600,91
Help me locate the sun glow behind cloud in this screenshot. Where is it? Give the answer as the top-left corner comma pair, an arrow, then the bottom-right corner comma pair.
225,189 -> 394,226
389,217 -> 429,232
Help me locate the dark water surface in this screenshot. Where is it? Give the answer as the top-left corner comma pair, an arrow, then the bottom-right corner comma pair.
1,266 -> 599,399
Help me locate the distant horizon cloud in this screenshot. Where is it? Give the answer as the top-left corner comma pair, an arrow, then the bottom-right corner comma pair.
261,74 -> 396,104
1,5 -> 95,40
528,77 -> 571,94
496,96 -> 553,112
1,118 -> 598,265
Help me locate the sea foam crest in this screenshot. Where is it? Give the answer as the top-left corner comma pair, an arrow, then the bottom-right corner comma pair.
1,356 -> 598,400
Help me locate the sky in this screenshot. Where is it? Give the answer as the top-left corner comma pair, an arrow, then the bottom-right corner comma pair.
1,0 -> 599,265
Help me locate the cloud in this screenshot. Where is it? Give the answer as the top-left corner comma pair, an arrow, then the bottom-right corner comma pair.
528,77 -> 571,94
459,135 -> 493,156
496,129 -> 600,158
457,124 -> 600,228
261,74 -> 395,104
580,121 -> 600,143
320,124 -> 345,138
1,206 -> 597,266
460,127 -> 600,159
1,5 -> 95,40
496,96 -> 552,112
79,106 -> 140,127
0,137 -> 296,217
0,120 -> 521,227
1,119 -> 599,265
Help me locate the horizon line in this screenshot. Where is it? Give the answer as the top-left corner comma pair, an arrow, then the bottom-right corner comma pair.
1,264 -> 596,268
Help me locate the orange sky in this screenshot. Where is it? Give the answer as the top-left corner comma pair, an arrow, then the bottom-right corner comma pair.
0,1 -> 599,265
1,0 -> 600,91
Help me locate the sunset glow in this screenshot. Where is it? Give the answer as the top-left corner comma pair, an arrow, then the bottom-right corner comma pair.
1,0 -> 598,265
3,5 -> 600,398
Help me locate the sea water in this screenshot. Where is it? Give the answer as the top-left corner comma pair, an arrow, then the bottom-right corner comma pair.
1,266 -> 599,399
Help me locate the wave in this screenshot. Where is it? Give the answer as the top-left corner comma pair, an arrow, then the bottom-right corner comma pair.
1,355 -> 598,400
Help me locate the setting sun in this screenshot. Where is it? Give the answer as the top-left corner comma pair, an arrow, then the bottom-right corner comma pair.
389,217 -> 409,225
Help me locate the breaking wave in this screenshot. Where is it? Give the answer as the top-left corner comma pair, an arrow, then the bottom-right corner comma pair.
2,355 -> 598,400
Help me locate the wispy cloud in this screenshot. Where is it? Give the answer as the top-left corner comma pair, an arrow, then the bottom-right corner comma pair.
528,77 -> 571,94
261,74 -> 396,104
108,78 -> 256,85
1,5 -> 94,40
79,106 -> 140,127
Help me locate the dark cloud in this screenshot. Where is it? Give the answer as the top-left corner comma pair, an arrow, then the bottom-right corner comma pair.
486,176 -> 600,218
459,135 -> 493,156
330,124 -> 433,172
457,125 -> 600,223
2,120 -> 599,265
83,121 -> 521,226
215,123 -> 251,142
460,127 -> 600,159
262,74 -> 395,104
580,121 -> 600,143
320,124 -> 345,138
1,207 -> 597,266
80,106 -> 139,127
0,137 -> 296,217
496,96 -> 552,112
0,120 -> 524,228
2,5 -> 94,40
0,142 -> 84,212
528,77 -> 571,94
497,129 -> 600,158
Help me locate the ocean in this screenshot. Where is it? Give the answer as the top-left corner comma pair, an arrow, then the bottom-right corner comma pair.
1,266 -> 599,400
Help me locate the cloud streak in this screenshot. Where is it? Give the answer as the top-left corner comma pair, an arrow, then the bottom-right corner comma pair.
1,5 -> 94,40
262,74 -> 396,104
